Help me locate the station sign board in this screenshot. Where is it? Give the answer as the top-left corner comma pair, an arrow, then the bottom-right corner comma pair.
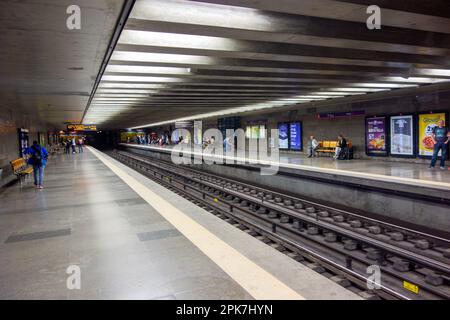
317,110 -> 365,119
67,124 -> 97,131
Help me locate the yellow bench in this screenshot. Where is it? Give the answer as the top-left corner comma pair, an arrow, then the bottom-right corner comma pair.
316,140 -> 353,158
316,141 -> 337,156
10,158 -> 33,182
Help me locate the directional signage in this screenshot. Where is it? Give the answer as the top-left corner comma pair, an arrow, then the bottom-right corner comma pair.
67,124 -> 97,131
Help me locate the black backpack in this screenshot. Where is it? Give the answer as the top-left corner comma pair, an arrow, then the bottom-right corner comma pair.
32,145 -> 43,166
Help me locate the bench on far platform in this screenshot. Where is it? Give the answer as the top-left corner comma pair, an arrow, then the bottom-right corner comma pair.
316,141 -> 337,156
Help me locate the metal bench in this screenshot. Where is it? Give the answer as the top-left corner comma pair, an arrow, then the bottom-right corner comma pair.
10,158 -> 33,184
316,141 -> 337,156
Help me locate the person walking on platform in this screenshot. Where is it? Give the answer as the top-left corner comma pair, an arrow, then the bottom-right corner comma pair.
307,136 -> 319,158
429,120 -> 448,169
71,138 -> 77,154
24,140 -> 49,189
77,137 -> 84,153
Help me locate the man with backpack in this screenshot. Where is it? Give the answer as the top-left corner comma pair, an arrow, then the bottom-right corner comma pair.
24,140 -> 49,189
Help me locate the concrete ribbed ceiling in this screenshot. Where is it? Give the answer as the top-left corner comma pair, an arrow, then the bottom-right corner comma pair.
83,0 -> 450,129
0,0 -> 125,129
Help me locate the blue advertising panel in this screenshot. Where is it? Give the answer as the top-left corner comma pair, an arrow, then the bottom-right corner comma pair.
289,122 -> 302,151
278,123 -> 289,149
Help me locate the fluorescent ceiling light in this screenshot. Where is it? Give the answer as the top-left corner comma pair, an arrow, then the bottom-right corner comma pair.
130,0 -> 269,31
96,89 -> 158,94
111,51 -> 214,65
98,83 -> 166,89
379,76 -> 449,84
413,68 -> 450,77
118,30 -> 235,52
294,95 -> 340,99
347,83 -> 416,88
94,94 -> 151,98
93,97 -> 148,101
324,88 -> 385,92
101,75 -> 184,83
308,91 -> 362,96
105,65 -> 191,75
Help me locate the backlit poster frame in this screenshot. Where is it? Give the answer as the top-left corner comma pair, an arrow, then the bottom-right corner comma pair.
389,114 -> 415,157
417,112 -> 448,158
289,122 -> 302,151
278,122 -> 289,150
365,116 -> 388,157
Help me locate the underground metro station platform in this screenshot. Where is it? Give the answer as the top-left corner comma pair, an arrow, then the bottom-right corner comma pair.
1,0 -> 450,308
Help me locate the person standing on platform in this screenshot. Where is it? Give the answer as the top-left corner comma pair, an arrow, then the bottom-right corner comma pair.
77,137 -> 84,153
307,136 -> 319,158
429,120 -> 448,169
24,140 -> 49,189
65,140 -> 71,154
334,134 -> 347,160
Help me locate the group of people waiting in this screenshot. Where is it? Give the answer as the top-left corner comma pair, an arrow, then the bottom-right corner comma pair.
131,133 -> 170,146
63,137 -> 84,154
308,134 -> 349,160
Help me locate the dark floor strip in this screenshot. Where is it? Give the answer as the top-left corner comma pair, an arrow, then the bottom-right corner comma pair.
5,228 -> 71,244
137,229 -> 181,242
0,198 -> 147,216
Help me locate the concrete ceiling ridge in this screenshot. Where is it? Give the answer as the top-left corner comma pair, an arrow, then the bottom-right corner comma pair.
0,0 -> 126,128
3,0 -> 446,129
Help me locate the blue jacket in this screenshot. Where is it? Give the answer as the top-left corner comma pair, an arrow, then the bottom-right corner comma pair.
24,145 -> 49,166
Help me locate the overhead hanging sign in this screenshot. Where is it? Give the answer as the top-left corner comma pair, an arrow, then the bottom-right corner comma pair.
317,110 -> 365,119
67,124 -> 97,131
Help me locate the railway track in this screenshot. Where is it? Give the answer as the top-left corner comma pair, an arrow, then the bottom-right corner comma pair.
110,149 -> 450,300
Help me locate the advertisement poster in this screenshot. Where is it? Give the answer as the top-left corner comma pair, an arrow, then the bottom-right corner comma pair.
366,117 -> 387,155
289,122 -> 302,151
390,115 -> 414,156
278,123 -> 289,149
418,113 -> 446,157
246,124 -> 266,139
259,125 -> 266,139
194,126 -> 202,145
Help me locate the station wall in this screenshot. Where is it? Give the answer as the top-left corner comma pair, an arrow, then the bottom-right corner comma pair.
124,89 -> 449,165
239,89 -> 450,162
0,106 -> 49,186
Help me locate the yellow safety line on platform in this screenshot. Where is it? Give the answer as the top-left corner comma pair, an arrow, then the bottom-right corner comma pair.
88,147 -> 305,300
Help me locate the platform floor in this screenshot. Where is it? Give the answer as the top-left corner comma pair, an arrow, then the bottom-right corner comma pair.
0,148 -> 359,300
123,144 -> 450,189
